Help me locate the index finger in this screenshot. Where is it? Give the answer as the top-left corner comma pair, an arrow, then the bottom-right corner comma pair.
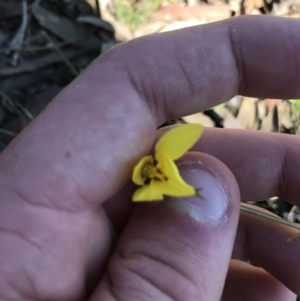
1,16 -> 300,210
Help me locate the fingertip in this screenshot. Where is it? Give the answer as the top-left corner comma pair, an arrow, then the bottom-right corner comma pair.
223,260 -> 296,301
95,152 -> 241,301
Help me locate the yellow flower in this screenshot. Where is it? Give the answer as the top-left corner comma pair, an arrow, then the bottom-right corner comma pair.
132,124 -> 204,202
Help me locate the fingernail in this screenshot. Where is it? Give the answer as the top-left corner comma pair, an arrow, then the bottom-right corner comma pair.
166,162 -> 228,223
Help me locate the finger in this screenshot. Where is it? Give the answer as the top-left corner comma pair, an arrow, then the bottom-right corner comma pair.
222,260 -> 296,301
105,127 -> 300,297
232,204 -> 300,295
157,126 -> 300,204
91,153 -> 240,301
102,123 -> 300,298
194,127 -> 300,204
124,16 -> 300,121
0,203 -> 112,300
102,182 -> 135,235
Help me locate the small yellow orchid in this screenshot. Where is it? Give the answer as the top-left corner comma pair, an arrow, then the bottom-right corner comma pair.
132,124 -> 204,202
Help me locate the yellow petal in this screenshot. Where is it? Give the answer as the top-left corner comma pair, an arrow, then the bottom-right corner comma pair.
132,155 -> 153,185
155,179 -> 195,197
156,155 -> 195,196
132,182 -> 164,202
155,124 -> 204,160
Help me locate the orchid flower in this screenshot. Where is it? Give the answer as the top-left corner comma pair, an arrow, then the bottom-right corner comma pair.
132,124 -> 204,202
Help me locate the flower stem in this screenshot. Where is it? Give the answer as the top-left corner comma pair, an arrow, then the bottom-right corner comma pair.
240,203 -> 300,231
195,189 -> 204,200
43,31 -> 79,76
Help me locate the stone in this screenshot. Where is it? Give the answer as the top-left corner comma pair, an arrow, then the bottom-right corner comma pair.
182,112 -> 215,127
236,97 -> 258,129
153,4 -> 231,23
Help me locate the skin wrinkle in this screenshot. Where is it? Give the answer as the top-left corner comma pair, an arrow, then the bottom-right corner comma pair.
69,131 -> 117,193
107,278 -> 123,301
279,26 -> 299,97
136,250 -> 202,294
75,190 -> 99,212
21,267 -> 38,299
2,253 -> 55,301
118,236 -> 199,289
177,60 -> 196,102
227,25 -> 246,95
13,188 -> 80,213
107,256 -> 162,301
200,40 -> 232,101
277,147 -> 289,201
279,145 -> 300,202
196,24 -> 236,110
4,276 -> 35,301
122,34 -> 181,122
109,273 -> 163,301
0,228 -> 42,252
118,212 -> 206,265
110,251 -> 192,301
11,167 -> 87,211
149,46 -> 175,122
128,267 -> 176,301
124,49 -> 166,123
123,69 -> 143,109
292,35 -> 300,94
75,149 -> 115,200
112,206 -> 218,297
65,134 -> 99,176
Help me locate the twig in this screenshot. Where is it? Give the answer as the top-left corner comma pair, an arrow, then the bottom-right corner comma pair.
0,44 -> 95,76
240,203 -> 300,231
1,41 -> 72,53
9,0 -> 27,49
0,90 -> 28,127
0,129 -> 17,137
0,90 -> 19,114
9,0 -> 28,66
95,0 -> 102,17
287,205 -> 300,222
15,102 -> 34,121
43,31 -> 79,76
32,0 -> 42,6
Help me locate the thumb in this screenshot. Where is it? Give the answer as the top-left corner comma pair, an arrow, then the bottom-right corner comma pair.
93,153 -> 240,301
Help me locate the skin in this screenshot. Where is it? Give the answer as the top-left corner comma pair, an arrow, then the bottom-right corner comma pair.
0,15 -> 300,300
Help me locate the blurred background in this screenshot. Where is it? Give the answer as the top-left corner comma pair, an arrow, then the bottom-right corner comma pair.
1,2 -> 300,294
1,0 -> 300,148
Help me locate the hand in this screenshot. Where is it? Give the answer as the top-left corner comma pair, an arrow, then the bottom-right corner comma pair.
1,15 -> 300,301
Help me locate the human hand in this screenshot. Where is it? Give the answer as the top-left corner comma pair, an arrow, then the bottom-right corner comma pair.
1,15 -> 300,301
